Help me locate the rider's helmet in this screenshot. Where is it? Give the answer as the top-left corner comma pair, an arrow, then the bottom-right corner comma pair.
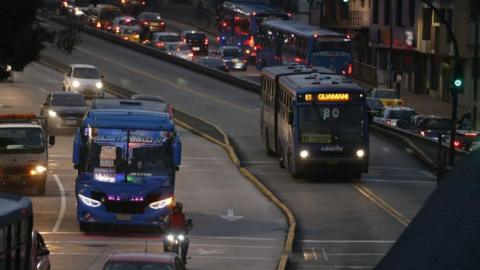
173,202 -> 183,213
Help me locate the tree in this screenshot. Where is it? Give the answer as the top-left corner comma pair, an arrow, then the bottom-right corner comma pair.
0,0 -> 81,80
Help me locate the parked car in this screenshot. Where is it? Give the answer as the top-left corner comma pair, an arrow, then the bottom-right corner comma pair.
373,106 -> 415,128
180,30 -> 208,55
103,252 -> 186,270
369,88 -> 404,107
217,46 -> 248,71
63,64 -> 104,98
137,12 -> 165,32
40,91 -> 88,134
195,56 -> 229,72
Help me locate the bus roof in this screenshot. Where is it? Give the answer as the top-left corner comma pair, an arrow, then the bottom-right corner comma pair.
0,194 -> 32,227
279,73 -> 365,94
261,65 -> 334,80
90,98 -> 168,112
223,1 -> 288,16
84,110 -> 174,130
262,20 -> 347,38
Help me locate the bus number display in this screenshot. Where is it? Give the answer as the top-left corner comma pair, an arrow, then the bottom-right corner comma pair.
299,93 -> 350,103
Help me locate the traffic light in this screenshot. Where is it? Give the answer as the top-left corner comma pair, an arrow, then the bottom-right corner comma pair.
451,63 -> 464,94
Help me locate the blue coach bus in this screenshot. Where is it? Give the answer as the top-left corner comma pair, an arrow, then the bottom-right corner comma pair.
217,0 -> 289,60
260,66 -> 369,178
256,20 -> 353,75
73,99 -> 181,231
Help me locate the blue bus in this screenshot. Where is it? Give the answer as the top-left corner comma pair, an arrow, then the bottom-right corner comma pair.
260,66 -> 369,178
256,20 -> 353,75
216,0 -> 289,60
72,99 -> 181,231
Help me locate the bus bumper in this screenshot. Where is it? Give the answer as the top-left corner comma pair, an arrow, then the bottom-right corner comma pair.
296,157 -> 369,174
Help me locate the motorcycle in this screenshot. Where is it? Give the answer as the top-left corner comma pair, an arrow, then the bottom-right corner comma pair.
163,219 -> 193,264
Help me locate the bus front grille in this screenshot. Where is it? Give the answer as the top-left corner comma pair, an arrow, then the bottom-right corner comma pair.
104,201 -> 146,214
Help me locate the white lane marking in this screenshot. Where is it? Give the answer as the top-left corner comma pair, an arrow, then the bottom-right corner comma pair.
45,240 -> 278,249
370,166 -> 424,171
321,248 -> 328,261
419,170 -> 436,179
52,174 -> 67,233
360,178 -> 436,184
311,248 -> 319,261
49,252 -> 277,261
38,87 -> 49,93
302,240 -> 395,244
220,209 -> 243,222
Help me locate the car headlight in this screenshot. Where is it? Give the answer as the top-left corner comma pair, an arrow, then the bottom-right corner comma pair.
48,110 -> 57,117
95,82 -> 103,89
166,234 -> 175,242
30,165 -> 47,175
356,149 -> 365,158
149,197 -> 173,209
5,65 -> 12,72
72,80 -> 80,88
299,150 -> 309,159
78,194 -> 101,207
177,234 -> 185,241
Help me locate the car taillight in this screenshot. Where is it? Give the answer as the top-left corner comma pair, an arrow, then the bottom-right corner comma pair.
96,22 -> 101,28
386,120 -> 392,125
420,130 -> 425,136
453,140 -> 461,148
161,21 -> 165,26
347,63 -> 353,75
465,132 -> 478,137
156,42 -> 164,47
141,1 -> 146,5
143,21 -> 149,25
204,39 -> 208,45
123,36 -> 129,40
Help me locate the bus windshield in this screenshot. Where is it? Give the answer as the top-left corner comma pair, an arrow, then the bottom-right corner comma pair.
298,105 -> 363,144
313,40 -> 352,53
85,128 -> 174,184
0,128 -> 45,154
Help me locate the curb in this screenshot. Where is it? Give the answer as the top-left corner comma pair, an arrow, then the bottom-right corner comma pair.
36,56 -> 295,270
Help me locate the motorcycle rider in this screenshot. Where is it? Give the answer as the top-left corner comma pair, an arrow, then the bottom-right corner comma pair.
163,202 -> 191,263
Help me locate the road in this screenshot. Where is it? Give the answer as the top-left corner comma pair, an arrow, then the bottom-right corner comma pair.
38,20 -> 439,269
0,64 -> 285,269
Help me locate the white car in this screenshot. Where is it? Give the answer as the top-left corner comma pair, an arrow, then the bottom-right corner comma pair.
373,106 -> 415,128
111,16 -> 140,34
149,32 -> 182,51
168,43 -> 194,61
63,64 -> 104,98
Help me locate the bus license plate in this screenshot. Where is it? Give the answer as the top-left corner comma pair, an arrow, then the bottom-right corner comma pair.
116,214 -> 132,221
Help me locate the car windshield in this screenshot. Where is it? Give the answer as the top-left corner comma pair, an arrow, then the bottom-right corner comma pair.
185,33 -> 206,40
73,67 -> 100,79
298,105 -> 364,144
51,95 -> 86,106
103,261 -> 173,270
223,48 -> 243,57
388,110 -> 415,120
85,128 -> 174,184
140,13 -> 161,20
0,128 -> 44,154
100,10 -> 121,20
375,90 -> 398,99
426,119 -> 451,130
156,35 -> 181,42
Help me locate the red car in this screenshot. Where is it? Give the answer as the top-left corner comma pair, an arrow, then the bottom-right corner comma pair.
138,12 -> 165,32
103,252 -> 186,270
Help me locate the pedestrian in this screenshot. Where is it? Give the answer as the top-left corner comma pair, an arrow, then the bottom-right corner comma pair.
394,71 -> 403,98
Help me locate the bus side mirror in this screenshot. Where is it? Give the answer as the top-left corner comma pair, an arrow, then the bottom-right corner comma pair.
49,136 -> 55,146
172,138 -> 182,167
288,111 -> 293,125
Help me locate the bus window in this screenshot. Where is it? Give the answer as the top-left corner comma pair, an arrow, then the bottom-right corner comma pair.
314,40 -> 352,53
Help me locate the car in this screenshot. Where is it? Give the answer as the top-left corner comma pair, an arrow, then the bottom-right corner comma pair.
103,252 -> 186,270
31,230 -> 51,270
366,97 -> 384,123
217,46 -> 248,71
111,16 -> 141,34
194,56 -> 229,72
63,64 -> 104,99
169,43 -> 194,61
414,115 -> 451,140
147,32 -> 182,51
40,91 -> 88,134
373,106 -> 416,128
180,30 -> 208,55
450,130 -> 480,151
137,12 -> 165,32
119,27 -> 140,42
369,88 -> 405,107
86,4 -> 121,31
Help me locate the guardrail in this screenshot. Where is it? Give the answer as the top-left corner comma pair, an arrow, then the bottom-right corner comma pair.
371,122 -> 466,172
47,16 -> 261,93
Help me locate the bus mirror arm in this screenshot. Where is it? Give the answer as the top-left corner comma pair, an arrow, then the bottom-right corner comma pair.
288,111 -> 293,125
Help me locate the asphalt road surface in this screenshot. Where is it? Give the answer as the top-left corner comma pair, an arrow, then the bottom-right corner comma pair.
0,64 -> 285,269
40,19 -> 439,269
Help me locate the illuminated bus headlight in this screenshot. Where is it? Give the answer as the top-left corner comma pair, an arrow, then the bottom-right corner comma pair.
299,150 -> 309,159
166,234 -> 175,242
95,82 -> 103,89
48,110 -> 57,117
30,165 -> 47,175
356,149 -> 366,158
177,234 -> 185,241
78,194 -> 101,207
149,197 -> 173,209
72,80 -> 80,88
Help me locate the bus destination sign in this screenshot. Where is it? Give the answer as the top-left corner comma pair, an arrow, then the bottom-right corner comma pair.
298,93 -> 350,103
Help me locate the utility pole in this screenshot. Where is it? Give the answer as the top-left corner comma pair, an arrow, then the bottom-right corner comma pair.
474,13 -> 479,129
388,0 -> 393,88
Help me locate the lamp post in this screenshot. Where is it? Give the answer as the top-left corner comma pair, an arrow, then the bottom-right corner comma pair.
420,0 -> 460,166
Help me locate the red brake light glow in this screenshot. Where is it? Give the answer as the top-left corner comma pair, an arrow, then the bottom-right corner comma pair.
453,140 -> 461,148
204,38 -> 208,45
465,132 -> 478,137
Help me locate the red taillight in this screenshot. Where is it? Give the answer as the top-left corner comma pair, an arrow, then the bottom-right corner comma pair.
160,21 -> 165,26
156,42 -> 164,47
143,21 -> 149,25
420,131 -> 426,136
204,38 -> 208,45
216,36 -> 220,42
386,120 -> 392,125
96,22 -> 101,28
465,132 -> 478,137
347,63 -> 353,75
123,36 -> 129,40
453,140 -> 461,148
222,22 -> 227,27
141,1 -> 146,5
294,57 -> 302,63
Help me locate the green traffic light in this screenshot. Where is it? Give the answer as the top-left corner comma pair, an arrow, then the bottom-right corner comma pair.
454,79 -> 462,87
